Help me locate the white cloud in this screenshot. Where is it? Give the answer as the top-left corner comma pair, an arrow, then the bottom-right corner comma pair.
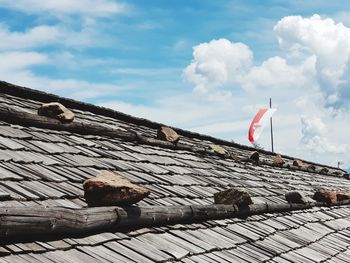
185,15 -> 350,109
274,14 -> 350,108
136,22 -> 160,30
0,23 -> 98,51
189,120 -> 248,134
111,67 -> 180,78
0,0 -> 126,17
301,115 -> 349,154
2,72 -> 124,100
183,38 -> 253,96
0,24 -> 63,50
0,51 -> 48,71
240,56 -> 316,92
301,116 -> 327,138
183,38 -> 317,100
173,40 -> 190,52
0,51 -> 124,100
100,97 -> 221,127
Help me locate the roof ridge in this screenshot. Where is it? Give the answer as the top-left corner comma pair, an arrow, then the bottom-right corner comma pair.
0,81 -> 342,171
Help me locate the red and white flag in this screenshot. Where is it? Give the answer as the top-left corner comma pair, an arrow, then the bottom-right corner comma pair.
248,108 -> 276,144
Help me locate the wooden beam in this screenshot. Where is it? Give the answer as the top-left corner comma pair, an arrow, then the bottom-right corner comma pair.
1,201 -> 350,238
0,104 -> 205,154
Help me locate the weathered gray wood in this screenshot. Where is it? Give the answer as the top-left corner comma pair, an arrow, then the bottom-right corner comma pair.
0,200 -> 350,238
116,205 -> 193,227
0,105 -> 136,141
0,206 -> 119,237
0,104 -> 202,155
191,205 -> 236,220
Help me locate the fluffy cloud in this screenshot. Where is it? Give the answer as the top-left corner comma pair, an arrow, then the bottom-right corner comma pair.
0,68 -> 123,100
0,51 -> 122,100
183,39 -> 252,96
300,116 -> 348,154
183,39 -> 317,100
0,1 -> 125,101
240,56 -> 316,92
185,15 -> 350,109
0,51 -> 47,71
0,25 -> 63,50
274,14 -> 350,108
0,23 -> 100,51
0,0 -> 126,17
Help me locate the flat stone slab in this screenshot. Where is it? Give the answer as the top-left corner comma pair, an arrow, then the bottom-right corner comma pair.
209,144 -> 227,156
293,159 -> 303,168
273,154 -> 285,166
38,102 -> 75,122
157,127 -> 180,143
250,151 -> 259,163
313,189 -> 337,204
83,171 -> 150,207
214,188 -> 252,206
285,191 -> 308,204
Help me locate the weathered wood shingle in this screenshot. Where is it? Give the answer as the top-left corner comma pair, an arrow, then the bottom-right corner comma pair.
0,81 -> 349,262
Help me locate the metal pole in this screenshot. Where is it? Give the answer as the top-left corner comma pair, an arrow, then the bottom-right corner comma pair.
270,98 -> 274,153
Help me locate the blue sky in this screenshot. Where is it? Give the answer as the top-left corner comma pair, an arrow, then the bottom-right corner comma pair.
0,0 -> 350,169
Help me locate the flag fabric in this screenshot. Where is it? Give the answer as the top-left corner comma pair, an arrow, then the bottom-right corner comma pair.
248,108 -> 276,144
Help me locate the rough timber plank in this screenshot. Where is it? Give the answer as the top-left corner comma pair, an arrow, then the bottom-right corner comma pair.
77,245 -> 132,263
119,238 -> 173,262
104,241 -> 154,263
137,233 -> 190,259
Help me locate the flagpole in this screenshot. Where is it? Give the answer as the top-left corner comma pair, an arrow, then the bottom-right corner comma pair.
270,98 -> 274,152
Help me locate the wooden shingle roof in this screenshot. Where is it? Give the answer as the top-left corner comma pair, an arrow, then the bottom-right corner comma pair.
0,81 -> 349,262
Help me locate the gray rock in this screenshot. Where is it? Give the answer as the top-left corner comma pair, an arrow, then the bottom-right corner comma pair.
214,188 -> 252,206
320,167 -> 329,174
273,154 -> 285,166
293,159 -> 303,168
209,144 -> 228,156
249,151 -> 259,164
307,164 -> 316,171
335,192 -> 350,202
38,102 -> 75,122
332,171 -> 341,176
83,171 -> 150,207
285,191 -> 308,204
157,127 -> 180,143
313,188 -> 337,204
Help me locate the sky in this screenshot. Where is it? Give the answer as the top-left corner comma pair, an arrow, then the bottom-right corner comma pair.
0,0 -> 349,170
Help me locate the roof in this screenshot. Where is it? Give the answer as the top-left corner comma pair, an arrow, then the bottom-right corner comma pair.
0,80 -> 350,262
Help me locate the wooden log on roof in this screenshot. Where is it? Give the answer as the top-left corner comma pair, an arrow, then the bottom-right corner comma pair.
0,206 -> 119,237
0,105 -> 137,141
191,205 -> 236,220
1,200 -> 350,238
0,104 -> 206,155
116,205 -> 193,227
